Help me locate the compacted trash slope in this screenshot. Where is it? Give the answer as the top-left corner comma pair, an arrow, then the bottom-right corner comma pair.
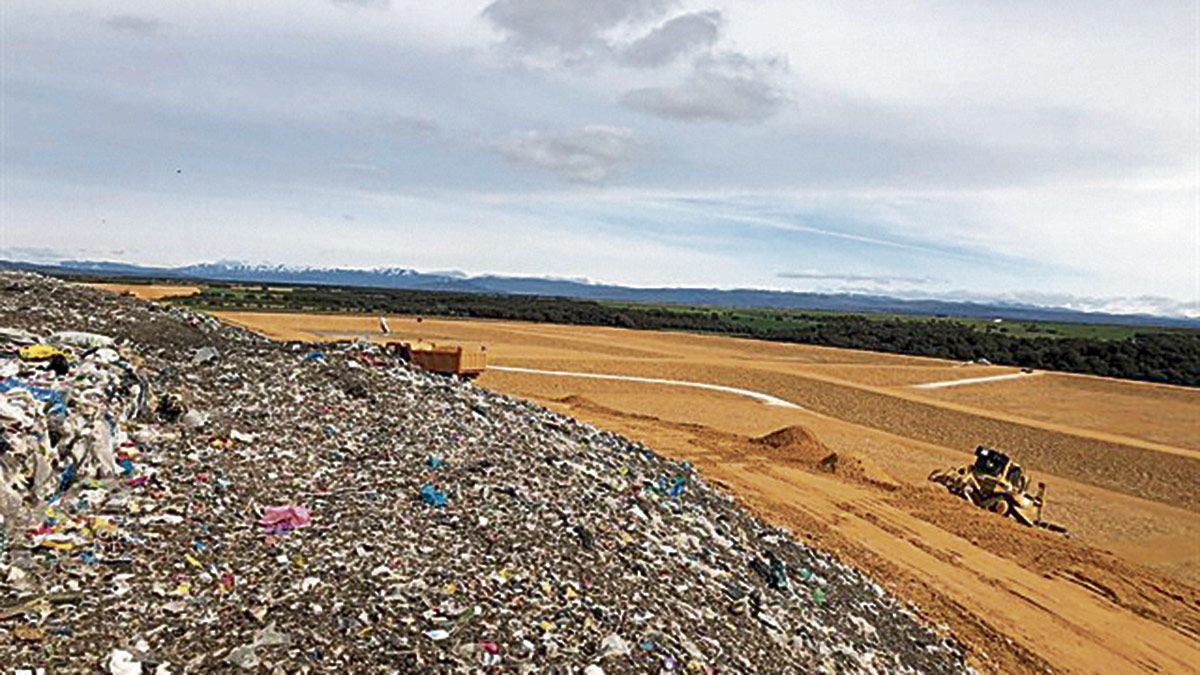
0,273 -> 968,673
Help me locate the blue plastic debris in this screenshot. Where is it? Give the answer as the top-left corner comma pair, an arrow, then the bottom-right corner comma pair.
57,463 -> 77,495
0,378 -> 67,416
769,557 -> 788,590
426,455 -> 447,469
667,476 -> 686,498
657,475 -> 687,498
419,483 -> 448,508
303,351 -> 327,363
117,458 -> 135,477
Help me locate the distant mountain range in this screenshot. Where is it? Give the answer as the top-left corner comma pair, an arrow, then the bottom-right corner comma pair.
8,259 -> 1199,329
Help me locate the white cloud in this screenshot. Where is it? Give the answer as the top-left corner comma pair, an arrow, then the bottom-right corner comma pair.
621,10 -> 722,68
481,0 -> 670,61
481,1 -> 785,126
494,126 -> 636,182
622,55 -> 786,123
778,271 -> 934,286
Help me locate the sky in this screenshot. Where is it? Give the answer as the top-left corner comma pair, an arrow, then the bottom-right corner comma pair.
2,0 -> 1198,317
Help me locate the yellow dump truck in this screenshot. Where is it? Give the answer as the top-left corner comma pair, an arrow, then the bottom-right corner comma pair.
387,341 -> 487,378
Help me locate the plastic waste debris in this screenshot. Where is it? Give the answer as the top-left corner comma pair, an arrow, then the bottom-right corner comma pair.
0,326 -> 39,344
420,483 -> 448,508
600,633 -> 631,659
812,588 -> 829,606
107,649 -> 142,675
17,344 -> 65,361
47,353 -> 70,376
230,429 -> 256,444
57,463 -> 78,494
225,623 -> 292,669
180,409 -> 208,429
14,625 -> 46,641
665,475 -> 687,498
50,330 -> 115,349
0,378 -> 68,416
155,393 -> 186,422
258,505 -> 312,534
750,553 -> 789,591
191,346 -> 220,365
0,272 -> 968,675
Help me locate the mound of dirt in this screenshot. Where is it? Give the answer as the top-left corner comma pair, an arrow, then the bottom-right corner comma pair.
756,424 -> 829,452
756,425 -> 899,489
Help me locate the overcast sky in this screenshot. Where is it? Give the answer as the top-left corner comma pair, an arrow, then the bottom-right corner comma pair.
2,1 -> 1197,316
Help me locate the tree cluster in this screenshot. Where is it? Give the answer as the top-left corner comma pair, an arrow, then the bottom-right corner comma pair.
179,285 -> 1200,387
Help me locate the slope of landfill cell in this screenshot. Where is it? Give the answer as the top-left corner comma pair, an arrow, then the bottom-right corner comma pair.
0,273 -> 967,673
207,309 -> 1200,675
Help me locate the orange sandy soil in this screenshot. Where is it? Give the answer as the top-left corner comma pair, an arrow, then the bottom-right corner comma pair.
87,283 -> 201,301
187,310 -> 1200,673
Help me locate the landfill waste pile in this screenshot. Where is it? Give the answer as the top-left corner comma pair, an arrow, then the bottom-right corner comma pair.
0,272 -> 969,673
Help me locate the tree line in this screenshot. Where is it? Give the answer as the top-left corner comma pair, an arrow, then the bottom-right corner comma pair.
179,285 -> 1200,387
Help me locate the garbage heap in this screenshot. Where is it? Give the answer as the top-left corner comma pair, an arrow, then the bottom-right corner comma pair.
0,272 -> 968,673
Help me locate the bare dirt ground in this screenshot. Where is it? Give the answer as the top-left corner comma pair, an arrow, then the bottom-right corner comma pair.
88,283 -> 201,301
178,308 -> 1200,674
918,373 -> 1200,452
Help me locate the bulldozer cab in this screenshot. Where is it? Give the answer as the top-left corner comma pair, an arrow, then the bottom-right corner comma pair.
973,446 -> 1027,491
1005,464 -> 1026,491
972,446 -> 1009,477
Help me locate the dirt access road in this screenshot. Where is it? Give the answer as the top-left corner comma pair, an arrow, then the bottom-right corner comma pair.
94,290 -> 1200,674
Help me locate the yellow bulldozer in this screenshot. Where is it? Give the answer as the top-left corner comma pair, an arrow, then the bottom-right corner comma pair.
929,446 -> 1067,534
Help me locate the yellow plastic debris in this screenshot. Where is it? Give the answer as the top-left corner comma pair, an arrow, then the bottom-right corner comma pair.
18,345 -> 65,361
39,539 -> 76,552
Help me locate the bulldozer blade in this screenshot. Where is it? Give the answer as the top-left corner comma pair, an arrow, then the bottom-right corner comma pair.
1037,521 -> 1070,535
